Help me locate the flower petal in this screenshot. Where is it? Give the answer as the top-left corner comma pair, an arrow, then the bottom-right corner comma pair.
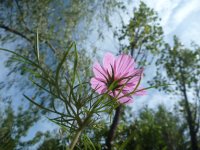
93,62 -> 107,81
90,77 -> 107,94
118,96 -> 133,104
114,90 -> 133,104
114,54 -> 135,78
134,88 -> 146,96
103,52 -> 115,76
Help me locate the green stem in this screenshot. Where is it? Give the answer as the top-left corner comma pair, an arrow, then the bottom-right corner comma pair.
68,95 -> 104,150
69,129 -> 82,150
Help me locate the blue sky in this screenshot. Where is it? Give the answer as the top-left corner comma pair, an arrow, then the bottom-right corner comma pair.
0,0 -> 200,148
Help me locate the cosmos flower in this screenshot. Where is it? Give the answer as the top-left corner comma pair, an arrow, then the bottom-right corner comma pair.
90,52 -> 145,104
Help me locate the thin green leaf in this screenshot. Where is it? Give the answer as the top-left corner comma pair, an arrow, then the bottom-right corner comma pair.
29,78 -> 58,98
72,43 -> 78,85
46,117 -> 76,131
134,84 -> 173,93
36,29 -> 40,63
23,94 -> 56,113
55,42 -> 74,84
82,134 -> 96,150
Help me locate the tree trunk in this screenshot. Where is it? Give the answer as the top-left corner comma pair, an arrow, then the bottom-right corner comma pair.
182,84 -> 198,150
105,105 -> 122,150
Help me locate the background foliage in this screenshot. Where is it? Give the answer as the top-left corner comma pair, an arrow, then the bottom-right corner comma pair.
0,0 -> 200,150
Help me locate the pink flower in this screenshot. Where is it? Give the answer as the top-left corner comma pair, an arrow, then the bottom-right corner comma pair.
90,52 -> 145,104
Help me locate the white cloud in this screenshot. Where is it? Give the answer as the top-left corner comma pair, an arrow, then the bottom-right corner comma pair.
167,0 -> 200,34
131,0 -> 200,45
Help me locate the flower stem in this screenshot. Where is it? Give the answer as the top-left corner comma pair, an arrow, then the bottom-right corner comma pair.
69,129 -> 82,150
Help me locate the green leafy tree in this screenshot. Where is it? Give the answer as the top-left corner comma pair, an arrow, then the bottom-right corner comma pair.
154,36 -> 200,150
38,138 -> 65,150
125,106 -> 185,150
118,1 -> 164,66
0,99 -> 44,150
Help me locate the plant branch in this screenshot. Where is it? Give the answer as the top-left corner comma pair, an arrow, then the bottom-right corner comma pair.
69,128 -> 82,150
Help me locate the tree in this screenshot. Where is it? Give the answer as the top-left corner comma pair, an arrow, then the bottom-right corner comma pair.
0,98 -> 44,149
37,138 -> 65,150
118,1 -> 164,66
154,36 -> 200,150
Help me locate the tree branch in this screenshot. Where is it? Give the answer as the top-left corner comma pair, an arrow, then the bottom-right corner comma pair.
0,24 -> 32,43
105,105 -> 122,150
